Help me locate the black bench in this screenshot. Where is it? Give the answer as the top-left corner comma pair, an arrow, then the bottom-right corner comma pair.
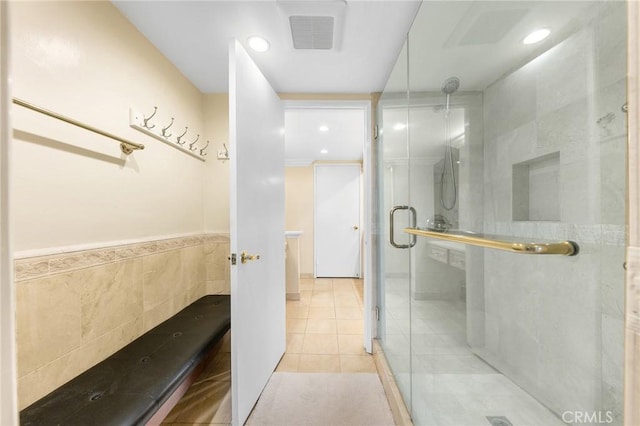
20,295 -> 231,426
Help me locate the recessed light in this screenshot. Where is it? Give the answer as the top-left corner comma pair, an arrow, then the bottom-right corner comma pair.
393,123 -> 407,131
248,36 -> 270,52
523,28 -> 550,45
319,125 -> 329,132
320,149 -> 328,154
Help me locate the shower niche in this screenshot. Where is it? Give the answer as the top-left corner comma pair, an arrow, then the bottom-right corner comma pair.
512,152 -> 560,221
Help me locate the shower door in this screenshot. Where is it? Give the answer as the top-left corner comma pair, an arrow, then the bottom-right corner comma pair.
376,1 -> 627,425
376,39 -> 413,406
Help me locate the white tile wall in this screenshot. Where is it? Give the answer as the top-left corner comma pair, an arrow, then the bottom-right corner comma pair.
473,2 -> 627,422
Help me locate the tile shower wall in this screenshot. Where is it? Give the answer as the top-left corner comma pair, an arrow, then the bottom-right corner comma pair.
15,234 -> 230,409
475,2 -> 626,422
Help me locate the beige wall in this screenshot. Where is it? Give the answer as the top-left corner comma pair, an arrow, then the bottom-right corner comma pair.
204,93 -> 230,233
9,1 -> 231,410
15,235 -> 229,409
285,166 -> 315,276
11,1 -> 207,254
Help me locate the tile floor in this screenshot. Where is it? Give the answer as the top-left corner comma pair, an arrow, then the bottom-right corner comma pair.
278,278 -> 377,374
162,278 -> 383,425
162,276 -> 567,426
380,277 -> 565,426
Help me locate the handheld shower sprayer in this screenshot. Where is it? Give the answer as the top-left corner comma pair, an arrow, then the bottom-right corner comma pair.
440,76 -> 460,211
441,76 -> 460,115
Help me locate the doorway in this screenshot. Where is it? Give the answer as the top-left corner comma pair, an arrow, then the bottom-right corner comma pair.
283,99 -> 373,353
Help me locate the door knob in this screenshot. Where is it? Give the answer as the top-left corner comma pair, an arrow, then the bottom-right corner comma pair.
353,225 -> 359,230
241,251 -> 261,264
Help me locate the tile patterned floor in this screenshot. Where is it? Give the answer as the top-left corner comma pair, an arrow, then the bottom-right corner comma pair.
381,278 -> 565,426
278,278 -> 376,375
161,276 -> 567,426
162,278 -> 381,425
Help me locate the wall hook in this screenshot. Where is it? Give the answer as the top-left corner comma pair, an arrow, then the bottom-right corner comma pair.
161,117 -> 174,138
143,106 -> 157,130
189,134 -> 200,151
217,143 -> 230,161
200,140 -> 210,156
176,126 -> 188,145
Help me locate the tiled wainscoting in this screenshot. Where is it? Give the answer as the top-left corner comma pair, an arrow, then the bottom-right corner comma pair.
14,234 -> 231,409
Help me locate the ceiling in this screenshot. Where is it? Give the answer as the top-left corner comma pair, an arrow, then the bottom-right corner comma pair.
284,108 -> 366,164
113,1 -> 598,163
384,1 -> 597,93
113,0 -> 421,94
112,1 -> 422,162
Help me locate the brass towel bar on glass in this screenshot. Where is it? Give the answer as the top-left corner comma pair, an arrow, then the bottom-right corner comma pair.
404,228 -> 579,256
12,98 -> 145,155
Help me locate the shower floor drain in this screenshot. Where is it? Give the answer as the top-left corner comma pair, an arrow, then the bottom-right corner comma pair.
486,416 -> 514,426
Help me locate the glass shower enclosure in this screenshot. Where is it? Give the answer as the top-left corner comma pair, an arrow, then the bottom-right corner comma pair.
376,1 -> 627,425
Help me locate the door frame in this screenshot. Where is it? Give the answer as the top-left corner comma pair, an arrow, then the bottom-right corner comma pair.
625,2 -> 640,422
282,99 -> 373,353
0,1 -> 17,424
313,162 -> 362,279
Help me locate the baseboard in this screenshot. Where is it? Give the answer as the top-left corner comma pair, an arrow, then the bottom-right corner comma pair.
286,292 -> 300,301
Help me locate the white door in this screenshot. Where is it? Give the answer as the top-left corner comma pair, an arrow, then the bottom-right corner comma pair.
315,164 -> 361,277
229,39 -> 285,426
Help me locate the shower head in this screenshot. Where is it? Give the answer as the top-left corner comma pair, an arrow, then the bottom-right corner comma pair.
441,77 -> 460,95
441,76 -> 460,113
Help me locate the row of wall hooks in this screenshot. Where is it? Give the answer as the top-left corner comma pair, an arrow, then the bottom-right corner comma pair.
130,106 -> 210,160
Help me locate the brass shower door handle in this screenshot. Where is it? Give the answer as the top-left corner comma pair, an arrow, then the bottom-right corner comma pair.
241,251 -> 261,264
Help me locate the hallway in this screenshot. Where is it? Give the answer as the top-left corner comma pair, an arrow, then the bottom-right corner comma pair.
280,278 -> 373,374
161,278 -> 393,425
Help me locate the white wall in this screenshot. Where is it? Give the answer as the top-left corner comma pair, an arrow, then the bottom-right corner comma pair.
479,2 -> 626,419
10,1 -> 208,254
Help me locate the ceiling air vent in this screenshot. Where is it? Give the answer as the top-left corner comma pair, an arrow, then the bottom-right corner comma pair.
289,16 -> 334,49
